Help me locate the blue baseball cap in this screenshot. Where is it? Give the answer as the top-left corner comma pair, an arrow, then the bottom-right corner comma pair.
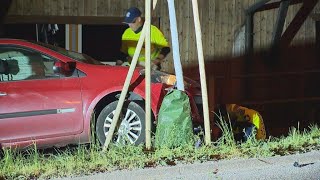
123,7 -> 142,24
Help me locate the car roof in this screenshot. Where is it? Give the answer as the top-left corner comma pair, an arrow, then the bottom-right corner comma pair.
0,38 -> 28,42
0,38 -> 38,46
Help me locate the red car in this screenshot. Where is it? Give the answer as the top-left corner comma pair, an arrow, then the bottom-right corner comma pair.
0,39 -> 203,149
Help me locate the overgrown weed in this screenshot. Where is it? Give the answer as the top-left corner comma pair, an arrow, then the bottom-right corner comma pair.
1,121 -> 319,179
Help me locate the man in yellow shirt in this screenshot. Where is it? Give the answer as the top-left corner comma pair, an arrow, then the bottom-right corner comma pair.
117,7 -> 171,70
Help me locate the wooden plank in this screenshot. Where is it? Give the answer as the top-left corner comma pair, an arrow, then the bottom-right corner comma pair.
189,0 -> 196,64
49,0 -> 59,16
260,9 -> 266,49
23,0 -> 32,15
214,0 -> 221,57
208,0 -> 216,58
69,0 -> 84,16
305,13 -> 316,43
15,0 -> 24,15
254,2 -> 261,49
159,0 -> 172,72
4,15 -> 161,25
230,0 -> 237,53
43,0 -> 51,15
200,0 -> 209,60
7,0 -> 18,15
191,0 -> 212,145
63,0 -> 71,16
225,0 -> 232,55
84,0 -> 97,16
57,0 -> 65,16
177,0 -> 190,66
221,0 -> 227,56
232,0 -> 244,55
265,8 -> 274,46
97,0 -> 107,16
145,0 -> 152,150
260,10 -> 267,48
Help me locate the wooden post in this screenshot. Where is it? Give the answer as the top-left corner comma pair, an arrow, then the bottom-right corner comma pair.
191,0 -> 211,145
145,0 -> 152,150
102,25 -> 147,151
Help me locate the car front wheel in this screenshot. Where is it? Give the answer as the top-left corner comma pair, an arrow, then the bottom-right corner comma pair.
96,100 -> 147,146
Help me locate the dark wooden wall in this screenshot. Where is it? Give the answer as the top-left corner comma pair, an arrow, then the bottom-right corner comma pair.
6,0 -> 320,73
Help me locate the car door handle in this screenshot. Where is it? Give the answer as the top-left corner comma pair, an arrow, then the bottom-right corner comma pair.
0,92 -> 7,96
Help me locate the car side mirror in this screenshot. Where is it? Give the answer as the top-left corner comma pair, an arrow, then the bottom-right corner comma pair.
53,61 -> 76,76
0,59 -> 10,75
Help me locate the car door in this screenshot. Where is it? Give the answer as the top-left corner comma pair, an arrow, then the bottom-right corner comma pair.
0,45 -> 83,143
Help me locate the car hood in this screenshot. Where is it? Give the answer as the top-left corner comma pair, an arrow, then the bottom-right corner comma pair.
77,63 -> 142,83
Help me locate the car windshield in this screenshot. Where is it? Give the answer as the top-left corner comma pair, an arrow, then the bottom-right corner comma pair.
34,41 -> 103,65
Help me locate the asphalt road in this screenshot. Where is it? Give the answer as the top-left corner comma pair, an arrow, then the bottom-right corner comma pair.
61,150 -> 320,180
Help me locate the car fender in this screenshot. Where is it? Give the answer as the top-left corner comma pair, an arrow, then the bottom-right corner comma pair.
79,84 -> 163,142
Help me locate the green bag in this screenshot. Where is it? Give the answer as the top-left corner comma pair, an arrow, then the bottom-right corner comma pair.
155,89 -> 194,148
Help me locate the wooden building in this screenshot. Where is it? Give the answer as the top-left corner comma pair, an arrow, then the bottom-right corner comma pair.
4,0 -> 320,73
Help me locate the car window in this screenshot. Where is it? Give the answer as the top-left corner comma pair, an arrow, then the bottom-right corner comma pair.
0,46 -> 59,82
34,42 -> 103,65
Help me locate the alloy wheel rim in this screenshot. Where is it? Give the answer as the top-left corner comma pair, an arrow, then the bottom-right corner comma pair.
103,109 -> 142,144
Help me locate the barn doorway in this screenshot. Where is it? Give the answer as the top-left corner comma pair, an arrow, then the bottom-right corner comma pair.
2,23 -> 128,63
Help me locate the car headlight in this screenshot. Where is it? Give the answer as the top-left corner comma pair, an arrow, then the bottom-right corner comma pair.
139,69 -> 191,87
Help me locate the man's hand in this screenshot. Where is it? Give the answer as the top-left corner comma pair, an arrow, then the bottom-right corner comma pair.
152,54 -> 165,70
153,58 -> 162,66
152,64 -> 160,70
152,58 -> 162,70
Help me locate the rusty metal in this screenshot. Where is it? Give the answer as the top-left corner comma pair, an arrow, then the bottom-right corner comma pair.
280,0 -> 319,48
245,0 -> 318,53
255,0 -> 302,12
272,0 -> 290,47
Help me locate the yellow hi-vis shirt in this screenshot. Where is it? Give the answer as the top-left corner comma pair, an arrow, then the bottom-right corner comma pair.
121,25 -> 169,62
226,104 -> 266,140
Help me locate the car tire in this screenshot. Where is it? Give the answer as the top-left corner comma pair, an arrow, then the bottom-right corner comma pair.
96,100 -> 148,146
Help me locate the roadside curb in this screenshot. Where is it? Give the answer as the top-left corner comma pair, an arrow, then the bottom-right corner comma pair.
61,150 -> 320,180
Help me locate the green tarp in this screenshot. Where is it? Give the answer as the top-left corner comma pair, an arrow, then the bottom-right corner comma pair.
155,89 -> 194,148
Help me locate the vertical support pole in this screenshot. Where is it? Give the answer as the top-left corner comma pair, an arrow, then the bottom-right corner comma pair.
103,26 -> 146,151
245,13 -> 254,54
272,0 -> 290,47
191,0 -> 211,145
145,0 -> 152,150
36,24 -> 39,42
167,0 -> 185,91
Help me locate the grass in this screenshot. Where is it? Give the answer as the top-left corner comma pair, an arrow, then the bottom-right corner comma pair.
1,121 -> 320,179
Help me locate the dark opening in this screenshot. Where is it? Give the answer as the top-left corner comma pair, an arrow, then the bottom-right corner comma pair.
82,24 -> 127,62
3,24 -> 38,41
2,24 -> 128,63
3,24 -> 66,48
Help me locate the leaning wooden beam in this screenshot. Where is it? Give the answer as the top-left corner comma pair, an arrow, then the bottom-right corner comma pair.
145,0 -> 152,150
191,0 -> 211,145
153,0 -> 158,10
103,25 -> 146,151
